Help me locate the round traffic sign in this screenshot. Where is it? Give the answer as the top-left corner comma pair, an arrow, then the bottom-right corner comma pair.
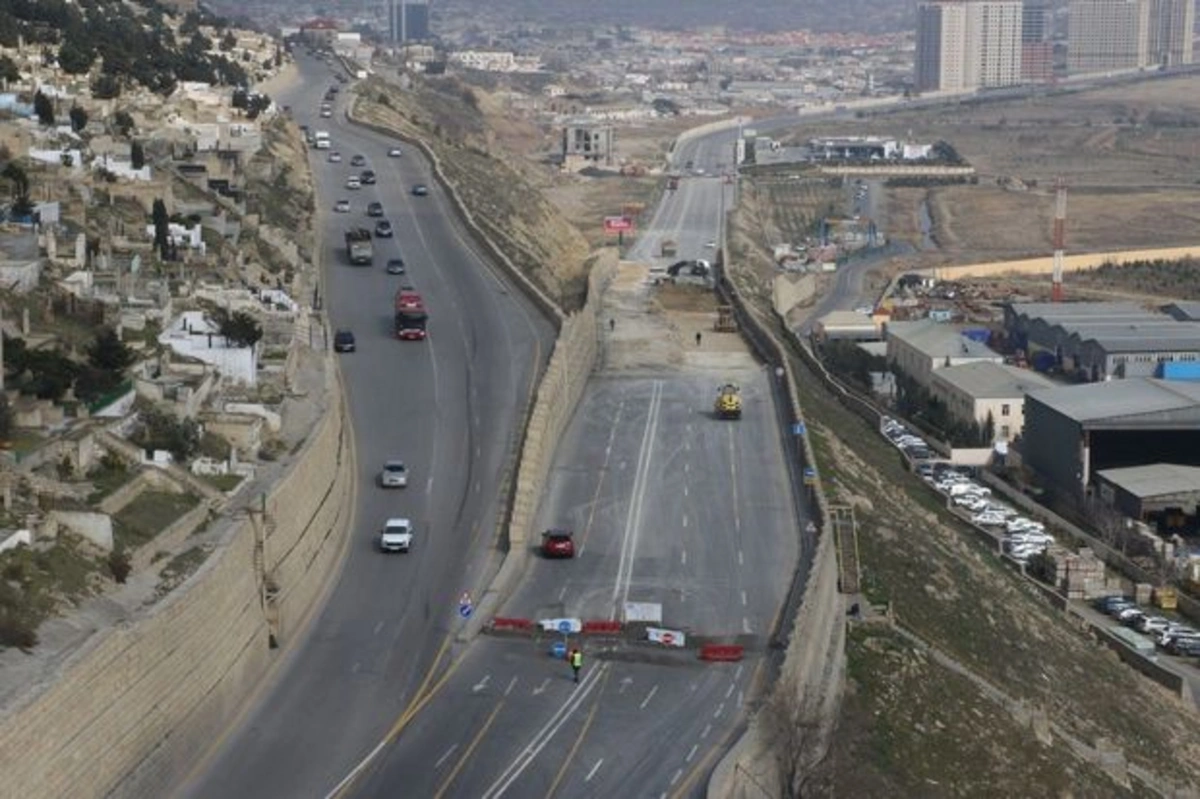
550,641 -> 567,659
660,632 -> 675,645
557,620 -> 573,634
459,604 -> 472,619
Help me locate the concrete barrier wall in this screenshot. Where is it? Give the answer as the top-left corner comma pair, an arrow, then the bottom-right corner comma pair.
468,251 -> 617,635
0,371 -> 354,799
920,244 -> 1200,280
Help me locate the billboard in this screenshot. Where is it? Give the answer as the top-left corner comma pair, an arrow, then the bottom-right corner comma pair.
604,216 -> 634,234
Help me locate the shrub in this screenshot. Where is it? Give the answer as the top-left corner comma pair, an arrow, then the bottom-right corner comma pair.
107,549 -> 132,584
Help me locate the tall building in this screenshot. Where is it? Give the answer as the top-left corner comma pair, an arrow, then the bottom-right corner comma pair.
1067,0 -> 1151,72
1147,0 -> 1194,66
389,0 -> 430,44
915,0 -> 1024,92
1021,0 -> 1054,81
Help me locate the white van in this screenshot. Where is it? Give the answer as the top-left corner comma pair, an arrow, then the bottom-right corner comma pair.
314,130 -> 331,150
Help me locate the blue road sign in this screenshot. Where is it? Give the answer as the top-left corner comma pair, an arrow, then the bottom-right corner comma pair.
459,603 -> 473,619
557,620 -> 574,635
551,641 -> 568,659
793,422 -> 806,436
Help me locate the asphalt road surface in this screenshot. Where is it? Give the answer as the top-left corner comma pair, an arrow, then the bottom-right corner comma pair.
178,54 -> 554,799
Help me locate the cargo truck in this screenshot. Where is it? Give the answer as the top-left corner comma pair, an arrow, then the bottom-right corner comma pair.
395,287 -> 427,340
345,228 -> 374,265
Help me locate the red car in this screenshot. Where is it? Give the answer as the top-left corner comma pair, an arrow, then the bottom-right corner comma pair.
541,529 -> 576,559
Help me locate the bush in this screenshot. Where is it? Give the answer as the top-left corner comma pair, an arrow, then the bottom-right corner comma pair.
134,408 -> 201,462
0,611 -> 37,649
107,549 -> 132,584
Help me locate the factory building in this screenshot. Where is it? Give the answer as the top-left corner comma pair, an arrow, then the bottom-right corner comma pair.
1021,378 -> 1200,498
930,361 -> 1055,441
886,319 -> 1004,389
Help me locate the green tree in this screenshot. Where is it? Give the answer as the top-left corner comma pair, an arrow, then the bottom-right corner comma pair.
0,54 -> 19,83
215,310 -> 263,348
33,91 -> 54,126
135,408 -> 201,462
151,198 -> 169,259
91,74 -> 121,99
982,410 -> 996,446
130,140 -> 145,170
220,31 -> 237,52
113,109 -> 134,137
87,328 -> 134,373
69,105 -> 88,133
57,37 -> 94,74
20,349 -> 79,401
0,393 -> 12,441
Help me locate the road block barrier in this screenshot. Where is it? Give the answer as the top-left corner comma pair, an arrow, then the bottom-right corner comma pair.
699,644 -> 745,662
491,617 -> 535,632
582,620 -> 623,635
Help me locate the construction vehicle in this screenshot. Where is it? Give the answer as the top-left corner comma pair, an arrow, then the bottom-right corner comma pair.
660,239 -> 678,258
714,383 -> 742,420
714,305 -> 737,333
345,228 -> 373,266
666,259 -> 712,287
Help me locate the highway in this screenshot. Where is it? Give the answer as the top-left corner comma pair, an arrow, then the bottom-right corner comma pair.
333,96 -> 804,797
179,54 -> 554,798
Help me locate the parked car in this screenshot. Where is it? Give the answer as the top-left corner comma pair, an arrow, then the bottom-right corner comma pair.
1094,595 -> 1134,612
1134,616 -> 1172,635
541,529 -> 575,559
971,511 -> 1007,527
1166,637 -> 1200,657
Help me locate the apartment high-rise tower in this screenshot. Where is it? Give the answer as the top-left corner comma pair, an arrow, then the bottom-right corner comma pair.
1021,0 -> 1054,81
1147,0 -> 1194,66
389,0 -> 430,44
1067,0 -> 1151,72
915,0 -> 1024,91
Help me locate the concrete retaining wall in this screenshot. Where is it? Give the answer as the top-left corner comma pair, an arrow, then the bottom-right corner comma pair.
466,251 -> 617,636
0,367 -> 354,799
919,244 -> 1200,280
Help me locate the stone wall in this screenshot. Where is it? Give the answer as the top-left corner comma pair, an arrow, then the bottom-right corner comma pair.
0,368 -> 353,799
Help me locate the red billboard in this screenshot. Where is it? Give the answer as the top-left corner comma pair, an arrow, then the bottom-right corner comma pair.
603,216 -> 634,234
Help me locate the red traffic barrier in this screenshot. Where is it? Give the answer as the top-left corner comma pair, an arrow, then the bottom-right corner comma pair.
581,620 -> 623,635
699,644 -> 744,662
491,617 -> 534,632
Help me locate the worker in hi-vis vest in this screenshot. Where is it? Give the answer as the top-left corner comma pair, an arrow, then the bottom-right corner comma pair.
569,647 -> 583,683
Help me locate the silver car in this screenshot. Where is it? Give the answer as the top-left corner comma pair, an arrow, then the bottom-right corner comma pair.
379,460 -> 408,488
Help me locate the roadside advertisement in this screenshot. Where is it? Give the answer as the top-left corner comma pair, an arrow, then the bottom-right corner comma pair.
603,216 -> 634,234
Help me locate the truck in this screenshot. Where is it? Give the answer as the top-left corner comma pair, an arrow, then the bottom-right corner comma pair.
660,239 -> 678,258
345,228 -> 373,265
395,287 -> 427,340
313,130 -> 331,149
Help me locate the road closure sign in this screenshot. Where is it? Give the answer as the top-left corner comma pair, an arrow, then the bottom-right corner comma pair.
647,627 -> 686,648
604,215 -> 634,234
539,617 -> 582,634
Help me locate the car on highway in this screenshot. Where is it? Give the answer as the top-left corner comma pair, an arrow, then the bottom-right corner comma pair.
388,147 -> 403,157
350,154 -> 366,167
411,183 -> 429,196
333,328 -> 356,352
345,176 -> 361,190
374,220 -> 394,238
379,518 -> 413,553
327,151 -> 342,163
320,108 -> 332,118
378,460 -> 409,488
360,169 -> 376,185
367,201 -> 384,217
386,258 -> 406,275
333,199 -> 350,213
541,529 -> 575,559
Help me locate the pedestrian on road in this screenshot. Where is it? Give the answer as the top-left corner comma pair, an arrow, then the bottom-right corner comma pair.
609,318 -> 615,332
570,647 -> 583,684
695,331 -> 703,347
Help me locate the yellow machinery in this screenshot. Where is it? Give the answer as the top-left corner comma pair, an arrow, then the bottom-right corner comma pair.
714,383 -> 742,419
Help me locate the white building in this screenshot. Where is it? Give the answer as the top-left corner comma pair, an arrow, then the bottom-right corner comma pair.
916,0 -> 1024,91
930,361 -> 1056,441
886,319 -> 1005,388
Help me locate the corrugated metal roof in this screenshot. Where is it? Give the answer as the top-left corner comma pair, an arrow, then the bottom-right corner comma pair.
1010,301 -> 1149,322
1028,378 -> 1200,422
932,361 -> 1056,399
1096,463 -> 1200,499
1164,302 -> 1200,321
887,320 -> 999,360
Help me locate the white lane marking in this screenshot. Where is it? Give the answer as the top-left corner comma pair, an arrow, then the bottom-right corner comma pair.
680,550 -> 687,565
557,585 -> 568,602
683,484 -> 689,497
670,769 -> 683,787
434,744 -> 459,769
351,662 -> 361,674
725,682 -> 736,699
684,439 -> 691,451
686,744 -> 698,763
474,480 -> 481,494
639,685 -> 659,710
740,590 -> 747,606
612,381 -> 663,615
738,690 -> 744,707
619,676 -> 633,694
729,425 -> 741,533
585,759 -> 604,782
426,477 -> 434,495
682,514 -> 688,529
714,702 -> 726,719
505,676 -> 518,697
532,678 -> 550,696
684,462 -> 690,473
373,621 -> 384,635
742,618 -> 752,634
481,663 -> 610,799
737,549 -> 744,566
701,723 -> 712,739
476,446 -> 482,458
734,664 -> 744,680
473,675 -> 491,693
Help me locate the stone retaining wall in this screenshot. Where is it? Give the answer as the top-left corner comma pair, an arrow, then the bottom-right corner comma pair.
0,367 -> 354,799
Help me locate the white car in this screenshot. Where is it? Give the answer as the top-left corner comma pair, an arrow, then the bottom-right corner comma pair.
380,518 -> 414,553
328,151 -> 343,163
379,460 -> 408,488
972,512 -> 1007,527
1135,616 -> 1172,634
333,199 -> 350,213
1006,518 -> 1044,534
345,176 -> 362,190
388,147 -> 403,157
